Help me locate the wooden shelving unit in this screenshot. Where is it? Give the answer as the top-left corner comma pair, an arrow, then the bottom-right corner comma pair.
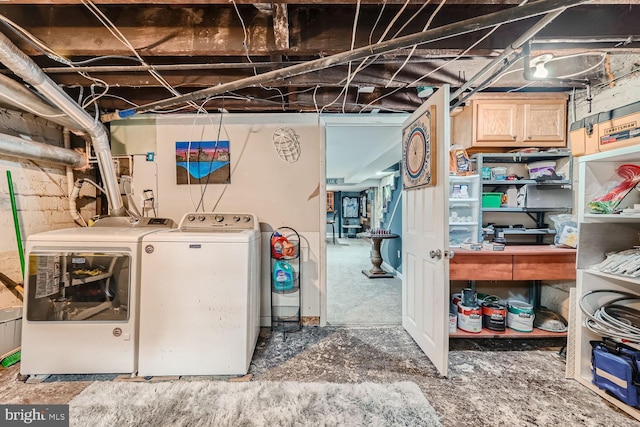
451,327 -> 567,339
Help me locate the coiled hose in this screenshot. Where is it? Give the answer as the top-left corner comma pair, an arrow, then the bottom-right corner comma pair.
579,289 -> 640,342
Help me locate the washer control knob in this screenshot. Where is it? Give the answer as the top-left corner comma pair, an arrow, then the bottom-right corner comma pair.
198,215 -> 206,221
215,214 -> 225,222
187,214 -> 195,222
233,216 -> 241,222
243,215 -> 251,222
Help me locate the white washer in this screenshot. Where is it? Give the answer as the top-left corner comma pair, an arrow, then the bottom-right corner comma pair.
21,217 -> 175,376
138,212 -> 261,376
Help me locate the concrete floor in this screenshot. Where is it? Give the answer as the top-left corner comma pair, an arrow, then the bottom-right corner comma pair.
0,327 -> 638,426
0,239 -> 637,425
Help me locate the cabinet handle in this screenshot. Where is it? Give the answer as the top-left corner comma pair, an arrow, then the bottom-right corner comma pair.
512,135 -> 517,139
528,135 -> 532,139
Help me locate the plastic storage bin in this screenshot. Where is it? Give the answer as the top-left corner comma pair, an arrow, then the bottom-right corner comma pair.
449,226 -> 478,247
482,192 -> 502,208
0,306 -> 21,356
524,185 -> 573,208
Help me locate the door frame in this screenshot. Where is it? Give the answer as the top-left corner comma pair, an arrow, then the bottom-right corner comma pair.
319,114 -> 408,326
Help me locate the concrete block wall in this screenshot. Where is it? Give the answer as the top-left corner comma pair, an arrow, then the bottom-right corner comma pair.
0,110 -> 93,309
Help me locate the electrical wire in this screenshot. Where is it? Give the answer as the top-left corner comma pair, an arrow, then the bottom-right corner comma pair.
341,0 -> 362,113
360,0 -> 529,112
359,25 -> 501,112
230,0 -> 287,110
0,14 -> 142,67
320,0 -> 415,114
385,0 -> 445,88
82,177 -> 107,195
368,1 -> 387,47
195,100 -> 227,212
81,0 -> 207,115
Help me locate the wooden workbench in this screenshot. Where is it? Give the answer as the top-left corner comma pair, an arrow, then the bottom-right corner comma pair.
449,245 -> 576,338
450,245 -> 577,281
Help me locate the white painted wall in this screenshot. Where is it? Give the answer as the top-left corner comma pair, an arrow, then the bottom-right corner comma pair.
111,113 -> 322,325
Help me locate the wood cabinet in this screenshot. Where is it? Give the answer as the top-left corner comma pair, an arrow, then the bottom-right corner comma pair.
452,93 -> 568,148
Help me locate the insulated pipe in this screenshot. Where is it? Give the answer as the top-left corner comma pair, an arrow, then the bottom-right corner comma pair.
64,129 -> 87,226
0,74 -> 84,131
0,32 -> 125,216
0,132 -> 87,168
102,0 -> 591,121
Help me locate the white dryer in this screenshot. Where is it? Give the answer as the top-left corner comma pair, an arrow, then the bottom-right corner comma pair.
138,212 -> 261,376
21,217 -> 174,376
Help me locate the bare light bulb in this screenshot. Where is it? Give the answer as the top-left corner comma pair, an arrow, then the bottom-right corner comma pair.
533,62 -> 548,78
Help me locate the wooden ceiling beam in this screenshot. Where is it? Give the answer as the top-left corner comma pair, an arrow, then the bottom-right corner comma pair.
1,4 -> 638,59
273,3 -> 289,51
5,1 -> 637,5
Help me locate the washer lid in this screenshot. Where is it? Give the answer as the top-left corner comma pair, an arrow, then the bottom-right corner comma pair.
26,226 -> 170,243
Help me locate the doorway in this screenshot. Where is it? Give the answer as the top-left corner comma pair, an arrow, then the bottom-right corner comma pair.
322,117 -> 406,326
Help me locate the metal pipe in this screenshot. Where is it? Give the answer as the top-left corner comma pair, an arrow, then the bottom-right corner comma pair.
102,0 -> 591,121
41,61 -> 300,74
0,74 -> 84,131
6,170 -> 25,278
450,52 -> 524,111
450,9 -> 565,105
0,132 -> 87,168
533,36 -> 639,44
0,32 -> 125,216
64,129 -> 87,226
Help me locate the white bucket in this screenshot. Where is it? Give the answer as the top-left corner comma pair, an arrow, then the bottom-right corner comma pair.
0,306 -> 22,356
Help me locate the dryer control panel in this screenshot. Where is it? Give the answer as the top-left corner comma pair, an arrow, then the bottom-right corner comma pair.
178,212 -> 258,231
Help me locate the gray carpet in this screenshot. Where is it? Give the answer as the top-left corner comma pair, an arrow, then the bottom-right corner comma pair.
70,380 -> 441,427
327,238 -> 402,326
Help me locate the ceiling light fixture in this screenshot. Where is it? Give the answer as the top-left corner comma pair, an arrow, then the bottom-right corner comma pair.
416,86 -> 434,98
529,53 -> 553,78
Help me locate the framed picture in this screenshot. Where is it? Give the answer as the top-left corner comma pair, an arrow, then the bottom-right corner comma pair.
360,195 -> 367,217
342,196 -> 360,219
175,140 -> 230,185
401,105 -> 437,190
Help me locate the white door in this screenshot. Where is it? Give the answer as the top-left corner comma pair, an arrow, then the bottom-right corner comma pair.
402,86 -> 450,376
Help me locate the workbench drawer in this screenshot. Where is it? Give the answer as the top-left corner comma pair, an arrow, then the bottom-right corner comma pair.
512,254 -> 576,280
450,255 -> 512,280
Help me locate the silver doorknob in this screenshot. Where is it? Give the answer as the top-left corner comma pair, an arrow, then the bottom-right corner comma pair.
445,250 -> 455,259
429,249 -> 442,260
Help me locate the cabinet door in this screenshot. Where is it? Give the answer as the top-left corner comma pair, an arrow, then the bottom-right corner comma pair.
473,102 -> 520,145
523,101 -> 567,146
